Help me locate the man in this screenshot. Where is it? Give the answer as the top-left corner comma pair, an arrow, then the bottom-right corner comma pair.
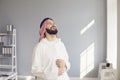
31,18 -> 70,80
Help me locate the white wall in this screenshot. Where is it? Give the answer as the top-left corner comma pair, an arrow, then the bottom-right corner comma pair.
107,0 -> 117,69
117,0 -> 120,79
0,0 -> 107,78
107,0 -> 120,80
0,0 -> 2,30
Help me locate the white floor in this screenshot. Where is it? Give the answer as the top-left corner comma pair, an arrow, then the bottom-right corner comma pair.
70,78 -> 97,80
18,76 -> 98,80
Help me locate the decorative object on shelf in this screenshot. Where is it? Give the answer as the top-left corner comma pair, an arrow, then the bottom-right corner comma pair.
98,63 -> 117,80
6,24 -> 14,34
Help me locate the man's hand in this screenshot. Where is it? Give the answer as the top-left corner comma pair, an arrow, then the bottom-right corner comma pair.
56,59 -> 66,76
56,59 -> 65,68
58,68 -> 65,76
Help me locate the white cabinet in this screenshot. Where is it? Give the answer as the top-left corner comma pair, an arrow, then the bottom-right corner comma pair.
0,28 -> 17,80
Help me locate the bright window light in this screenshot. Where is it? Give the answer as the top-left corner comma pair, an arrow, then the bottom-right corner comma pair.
80,20 -> 95,35
26,76 -> 33,80
80,43 -> 95,79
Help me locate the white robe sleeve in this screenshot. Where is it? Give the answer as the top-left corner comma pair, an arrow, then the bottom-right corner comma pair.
31,43 -> 44,77
61,42 -> 71,71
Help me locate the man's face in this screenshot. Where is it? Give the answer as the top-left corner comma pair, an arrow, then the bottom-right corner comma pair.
46,19 -> 58,35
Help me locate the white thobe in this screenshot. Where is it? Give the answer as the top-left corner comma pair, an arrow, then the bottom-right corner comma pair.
31,38 -> 70,80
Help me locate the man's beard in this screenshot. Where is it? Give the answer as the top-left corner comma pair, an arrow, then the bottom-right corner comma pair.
46,28 -> 58,35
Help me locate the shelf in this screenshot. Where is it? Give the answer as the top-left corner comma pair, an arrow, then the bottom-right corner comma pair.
0,33 -> 8,36
0,33 -> 14,36
0,71 -> 13,75
0,65 -> 12,68
0,72 -> 17,80
0,54 -> 12,58
0,28 -> 17,80
2,45 -> 15,47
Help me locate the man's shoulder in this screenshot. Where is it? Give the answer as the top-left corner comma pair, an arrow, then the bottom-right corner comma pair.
34,39 -> 45,47
37,39 -> 45,46
37,38 -> 49,46
56,38 -> 65,46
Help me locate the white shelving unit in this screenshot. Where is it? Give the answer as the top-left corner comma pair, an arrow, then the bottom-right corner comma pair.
0,28 -> 17,80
